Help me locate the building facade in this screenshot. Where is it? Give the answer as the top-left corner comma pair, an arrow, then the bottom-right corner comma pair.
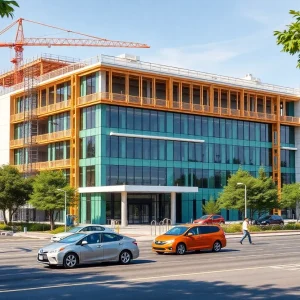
1,54 -> 300,225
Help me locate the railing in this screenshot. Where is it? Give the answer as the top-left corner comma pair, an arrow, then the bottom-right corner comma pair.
10,100 -> 71,122
10,130 -> 71,148
280,116 -> 300,124
36,129 -> 71,143
13,159 -> 71,171
151,220 -> 157,236
2,54 -> 300,97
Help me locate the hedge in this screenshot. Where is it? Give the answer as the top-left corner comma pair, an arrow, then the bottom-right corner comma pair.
221,223 -> 300,233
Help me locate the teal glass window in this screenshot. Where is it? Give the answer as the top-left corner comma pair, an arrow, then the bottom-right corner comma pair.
150,111 -> 158,132
86,136 -> 96,158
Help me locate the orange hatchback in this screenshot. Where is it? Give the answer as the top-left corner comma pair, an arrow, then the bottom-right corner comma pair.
152,224 -> 226,255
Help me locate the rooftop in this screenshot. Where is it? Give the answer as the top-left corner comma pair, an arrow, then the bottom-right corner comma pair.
1,54 -> 299,97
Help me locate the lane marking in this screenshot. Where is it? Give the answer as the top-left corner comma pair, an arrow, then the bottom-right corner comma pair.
0,264 -> 294,293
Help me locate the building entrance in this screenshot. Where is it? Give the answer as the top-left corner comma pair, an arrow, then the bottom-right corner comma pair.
128,203 -> 151,224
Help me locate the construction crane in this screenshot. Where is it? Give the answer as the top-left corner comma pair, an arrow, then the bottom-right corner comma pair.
0,18 -> 150,84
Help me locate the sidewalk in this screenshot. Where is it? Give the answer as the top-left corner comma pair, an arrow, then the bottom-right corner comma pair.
13,229 -> 300,242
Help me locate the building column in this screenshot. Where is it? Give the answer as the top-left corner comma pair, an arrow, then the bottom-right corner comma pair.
171,192 -> 176,225
121,191 -> 128,227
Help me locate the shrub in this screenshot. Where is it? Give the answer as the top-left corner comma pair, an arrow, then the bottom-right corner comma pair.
50,226 -> 72,234
222,224 -> 242,233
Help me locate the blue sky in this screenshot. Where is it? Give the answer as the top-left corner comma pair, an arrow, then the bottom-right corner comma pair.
0,0 -> 299,87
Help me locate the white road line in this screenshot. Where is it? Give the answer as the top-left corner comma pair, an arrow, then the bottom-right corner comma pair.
0,264 -> 293,294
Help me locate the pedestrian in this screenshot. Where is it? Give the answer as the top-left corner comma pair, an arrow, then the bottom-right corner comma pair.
240,217 -> 254,245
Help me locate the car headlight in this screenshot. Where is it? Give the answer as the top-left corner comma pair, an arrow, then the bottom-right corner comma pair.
49,247 -> 65,253
165,240 -> 174,244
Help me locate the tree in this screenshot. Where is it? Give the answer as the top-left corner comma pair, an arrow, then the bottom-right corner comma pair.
0,165 -> 32,224
281,183 -> 300,219
203,196 -> 220,215
30,170 -> 76,230
217,168 -> 278,219
0,0 -> 19,18
251,168 -> 278,217
274,10 -> 300,68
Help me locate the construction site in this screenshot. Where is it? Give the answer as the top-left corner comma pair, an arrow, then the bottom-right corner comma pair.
0,18 -> 300,225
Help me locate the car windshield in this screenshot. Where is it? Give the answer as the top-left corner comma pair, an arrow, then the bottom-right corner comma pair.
68,226 -> 84,233
58,233 -> 86,243
258,215 -> 270,221
164,226 -> 188,236
200,215 -> 209,219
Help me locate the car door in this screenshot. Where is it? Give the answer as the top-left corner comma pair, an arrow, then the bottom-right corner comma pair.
197,226 -> 212,249
212,215 -> 221,224
79,233 -> 103,263
101,233 -> 124,261
184,227 -> 199,250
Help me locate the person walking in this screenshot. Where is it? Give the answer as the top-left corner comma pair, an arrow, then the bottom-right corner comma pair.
240,217 -> 254,245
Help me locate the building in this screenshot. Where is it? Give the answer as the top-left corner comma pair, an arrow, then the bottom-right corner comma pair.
0,53 -> 300,225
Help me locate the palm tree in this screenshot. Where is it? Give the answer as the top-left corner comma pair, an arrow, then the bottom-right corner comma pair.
0,0 -> 19,18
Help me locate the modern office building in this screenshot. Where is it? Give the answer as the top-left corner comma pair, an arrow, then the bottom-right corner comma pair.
0,53 -> 299,225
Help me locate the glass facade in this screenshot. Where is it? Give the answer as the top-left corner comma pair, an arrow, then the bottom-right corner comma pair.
79,103 -> 296,224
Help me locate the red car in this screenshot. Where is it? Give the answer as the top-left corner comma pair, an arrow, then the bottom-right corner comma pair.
193,214 -> 225,225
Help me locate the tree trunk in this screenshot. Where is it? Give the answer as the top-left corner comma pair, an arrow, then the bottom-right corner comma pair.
9,208 -> 17,224
49,210 -> 55,231
1,209 -> 8,225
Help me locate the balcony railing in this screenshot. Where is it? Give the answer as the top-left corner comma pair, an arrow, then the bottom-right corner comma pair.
10,130 -> 71,148
13,159 -> 71,172
11,100 -> 71,122
280,115 -> 300,124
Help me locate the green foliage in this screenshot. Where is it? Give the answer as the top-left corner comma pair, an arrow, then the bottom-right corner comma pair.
50,226 -> 72,234
281,183 -> 300,210
202,196 -> 220,215
29,170 -> 76,230
0,165 -> 33,224
0,0 -> 19,18
222,223 -> 300,233
218,167 -> 278,218
274,10 -> 300,68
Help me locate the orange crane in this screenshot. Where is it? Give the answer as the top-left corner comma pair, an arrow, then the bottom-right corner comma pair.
0,18 -> 150,84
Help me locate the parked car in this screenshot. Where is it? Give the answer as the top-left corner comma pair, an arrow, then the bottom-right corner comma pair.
193,214 -> 225,225
253,215 -> 284,226
38,231 -> 139,268
152,224 -> 226,255
51,225 -> 113,242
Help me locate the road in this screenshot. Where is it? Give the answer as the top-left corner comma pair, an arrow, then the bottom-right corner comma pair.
0,235 -> 299,299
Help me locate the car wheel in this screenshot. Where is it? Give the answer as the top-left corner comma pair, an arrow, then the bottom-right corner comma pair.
156,252 -> 164,255
63,253 -> 78,269
212,241 -> 222,252
176,243 -> 186,255
280,222 -> 284,226
220,221 -> 225,225
119,250 -> 132,265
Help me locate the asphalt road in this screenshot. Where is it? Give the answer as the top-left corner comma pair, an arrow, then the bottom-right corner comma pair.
0,235 -> 300,300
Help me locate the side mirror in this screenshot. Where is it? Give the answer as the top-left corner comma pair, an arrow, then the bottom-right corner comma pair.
187,232 -> 193,236
81,240 -> 88,246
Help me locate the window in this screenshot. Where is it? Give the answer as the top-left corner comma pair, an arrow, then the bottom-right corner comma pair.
86,233 -> 101,244
41,89 -> 47,107
174,114 -> 181,134
86,194 -> 91,223
102,233 -> 122,243
86,73 -> 97,95
56,83 -> 65,103
86,166 -> 95,187
81,106 -> 96,130
86,136 -> 96,158
49,87 -> 54,105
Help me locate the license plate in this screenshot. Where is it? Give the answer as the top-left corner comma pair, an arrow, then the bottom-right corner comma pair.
38,255 -> 44,260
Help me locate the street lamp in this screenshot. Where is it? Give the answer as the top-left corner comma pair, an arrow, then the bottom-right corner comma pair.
57,189 -> 67,232
237,182 -> 247,218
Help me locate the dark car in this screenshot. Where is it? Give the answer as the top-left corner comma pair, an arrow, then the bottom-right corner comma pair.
193,214 -> 225,225
253,215 -> 284,226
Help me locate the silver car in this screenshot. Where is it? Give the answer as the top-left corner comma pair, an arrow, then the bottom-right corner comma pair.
38,231 -> 139,268
51,225 -> 113,242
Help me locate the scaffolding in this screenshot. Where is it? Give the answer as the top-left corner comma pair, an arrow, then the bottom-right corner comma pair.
20,64 -> 39,177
